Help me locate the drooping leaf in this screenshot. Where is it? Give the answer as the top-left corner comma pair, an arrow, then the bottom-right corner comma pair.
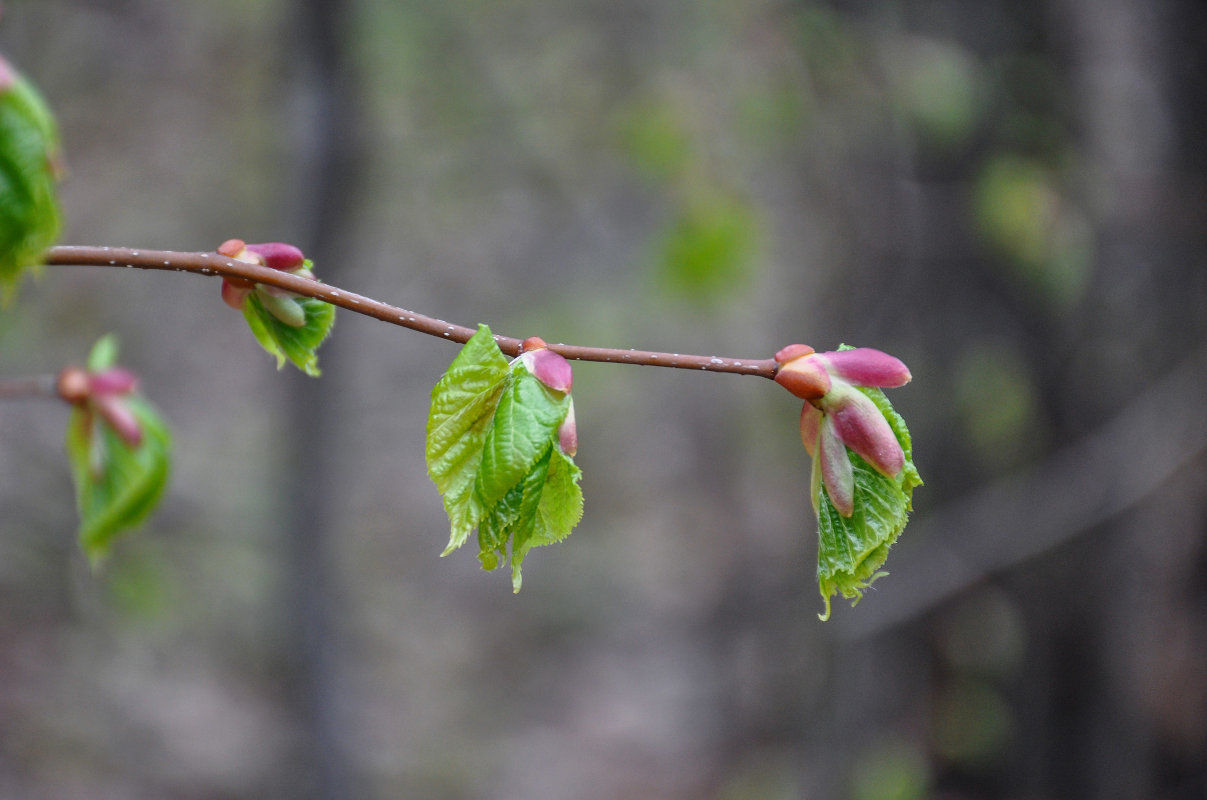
815,385 -> 921,619
0,56 -> 63,303
241,289 -> 335,376
65,395 -> 172,565
426,325 -> 583,590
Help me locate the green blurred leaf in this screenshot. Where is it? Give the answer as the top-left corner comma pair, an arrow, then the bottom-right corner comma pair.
241,287 -> 335,376
86,333 -> 120,372
888,37 -> 982,149
657,193 -> 759,303
426,326 -> 582,591
0,58 -> 63,303
934,680 -> 1013,767
973,155 -> 1092,306
66,395 -> 172,565
815,384 -> 921,619
850,740 -> 930,800
618,101 -> 692,181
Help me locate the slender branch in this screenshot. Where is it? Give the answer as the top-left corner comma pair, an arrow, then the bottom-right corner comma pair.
44,246 -> 780,378
0,374 -> 58,400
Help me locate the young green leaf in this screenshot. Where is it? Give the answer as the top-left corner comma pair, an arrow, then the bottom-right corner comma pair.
242,291 -> 336,376
426,325 -> 584,590
65,394 -> 172,565
0,55 -> 63,303
814,385 -> 921,619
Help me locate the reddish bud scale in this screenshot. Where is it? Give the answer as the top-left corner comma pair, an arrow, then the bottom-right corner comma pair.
827,387 -> 905,478
774,343 -> 815,364
558,401 -> 578,456
818,415 -> 854,516
775,357 -> 831,400
521,348 -> 573,393
217,239 -> 247,258
56,367 -> 91,404
521,336 -> 548,353
244,242 -> 306,271
88,368 -> 139,396
93,395 -> 143,448
815,348 -> 911,388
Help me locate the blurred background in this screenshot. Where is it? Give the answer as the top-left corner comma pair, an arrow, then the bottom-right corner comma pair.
1,0 -> 1205,798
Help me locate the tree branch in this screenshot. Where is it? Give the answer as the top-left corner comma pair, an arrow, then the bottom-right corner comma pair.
44,246 -> 779,378
0,374 -> 58,400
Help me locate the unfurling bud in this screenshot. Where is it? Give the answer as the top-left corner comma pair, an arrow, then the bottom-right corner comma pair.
517,338 -> 577,455
779,344 -> 911,517
56,365 -> 144,447
216,239 -> 313,316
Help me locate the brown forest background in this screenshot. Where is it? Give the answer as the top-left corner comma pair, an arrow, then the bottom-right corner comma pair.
1,1 -> 1206,798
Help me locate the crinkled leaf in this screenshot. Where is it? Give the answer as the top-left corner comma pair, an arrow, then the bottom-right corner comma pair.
426,324 -> 511,551
241,290 -> 335,376
426,325 -> 583,590
0,60 -> 63,303
815,384 -> 921,620
65,396 -> 172,565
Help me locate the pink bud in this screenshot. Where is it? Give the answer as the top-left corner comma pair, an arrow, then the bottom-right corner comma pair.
799,403 -> 821,458
87,368 -> 139,396
244,242 -> 306,271
520,348 -> 573,393
774,353 -> 831,400
221,278 -> 252,309
825,385 -> 904,478
815,348 -> 911,388
818,414 -> 855,516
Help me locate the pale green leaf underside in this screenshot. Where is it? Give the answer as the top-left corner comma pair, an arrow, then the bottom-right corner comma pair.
815,384 -> 922,620
242,292 -> 335,376
426,325 -> 583,590
65,396 -> 172,564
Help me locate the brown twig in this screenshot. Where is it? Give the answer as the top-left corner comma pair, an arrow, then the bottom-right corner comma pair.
0,374 -> 58,400
43,246 -> 780,378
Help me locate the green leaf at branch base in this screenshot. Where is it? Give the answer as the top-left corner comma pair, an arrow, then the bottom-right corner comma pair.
426,325 -> 583,591
242,290 -> 335,376
0,59 -> 63,303
815,385 -> 922,620
65,395 -> 172,565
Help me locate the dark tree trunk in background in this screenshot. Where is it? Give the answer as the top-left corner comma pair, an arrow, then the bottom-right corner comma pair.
280,1 -> 361,797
